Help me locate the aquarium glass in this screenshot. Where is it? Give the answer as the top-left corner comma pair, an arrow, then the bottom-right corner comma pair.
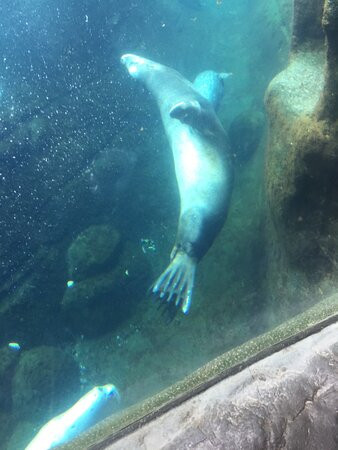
1,0 -> 336,448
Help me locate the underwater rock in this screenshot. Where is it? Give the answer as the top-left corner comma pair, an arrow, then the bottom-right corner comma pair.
6,420 -> 37,450
63,271 -> 118,316
228,109 -> 265,165
12,346 -> 80,422
319,0 -> 338,120
0,246 -> 67,348
62,242 -> 151,336
0,347 -> 19,411
0,411 -> 14,450
67,225 -> 122,281
264,0 -> 338,304
292,0 -> 324,48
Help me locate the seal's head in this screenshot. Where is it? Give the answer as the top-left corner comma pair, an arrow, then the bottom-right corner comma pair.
99,383 -> 120,402
121,54 -> 158,80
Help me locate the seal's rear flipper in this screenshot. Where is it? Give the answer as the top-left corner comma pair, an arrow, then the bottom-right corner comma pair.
169,100 -> 203,128
151,252 -> 197,315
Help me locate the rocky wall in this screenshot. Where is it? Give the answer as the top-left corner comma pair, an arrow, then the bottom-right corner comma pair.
265,0 -> 338,314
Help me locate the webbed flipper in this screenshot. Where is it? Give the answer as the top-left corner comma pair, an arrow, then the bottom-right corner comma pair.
150,251 -> 197,315
169,99 -> 218,138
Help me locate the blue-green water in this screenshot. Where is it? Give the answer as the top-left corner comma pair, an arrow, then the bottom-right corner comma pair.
0,1 -> 296,448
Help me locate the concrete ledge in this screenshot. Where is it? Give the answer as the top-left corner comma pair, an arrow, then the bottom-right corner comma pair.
61,295 -> 338,449
105,321 -> 338,449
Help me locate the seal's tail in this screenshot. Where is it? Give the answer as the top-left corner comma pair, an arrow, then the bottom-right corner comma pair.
151,252 -> 197,315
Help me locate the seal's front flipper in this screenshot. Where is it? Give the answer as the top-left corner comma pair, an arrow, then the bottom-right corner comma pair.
151,251 -> 197,315
169,100 -> 203,128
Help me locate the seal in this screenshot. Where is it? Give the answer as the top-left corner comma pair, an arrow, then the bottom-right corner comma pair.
121,54 -> 233,314
193,70 -> 232,111
25,384 -> 120,450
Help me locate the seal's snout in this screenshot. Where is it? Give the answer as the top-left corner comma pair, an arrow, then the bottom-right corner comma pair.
120,53 -> 133,65
121,53 -> 146,78
105,383 -> 121,401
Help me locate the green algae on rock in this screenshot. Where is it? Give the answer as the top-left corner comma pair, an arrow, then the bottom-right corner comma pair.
67,225 -> 122,281
12,346 -> 79,422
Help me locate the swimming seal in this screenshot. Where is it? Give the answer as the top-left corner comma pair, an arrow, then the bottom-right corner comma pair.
121,54 -> 233,314
25,384 -> 120,449
193,70 -> 232,111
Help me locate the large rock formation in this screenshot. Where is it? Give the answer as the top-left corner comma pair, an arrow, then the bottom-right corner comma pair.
265,0 -> 338,309
63,231 -> 151,336
11,346 -> 79,421
67,225 -> 122,281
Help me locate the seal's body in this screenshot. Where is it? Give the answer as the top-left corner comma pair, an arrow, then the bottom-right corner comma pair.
26,384 -> 120,450
121,54 -> 233,314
